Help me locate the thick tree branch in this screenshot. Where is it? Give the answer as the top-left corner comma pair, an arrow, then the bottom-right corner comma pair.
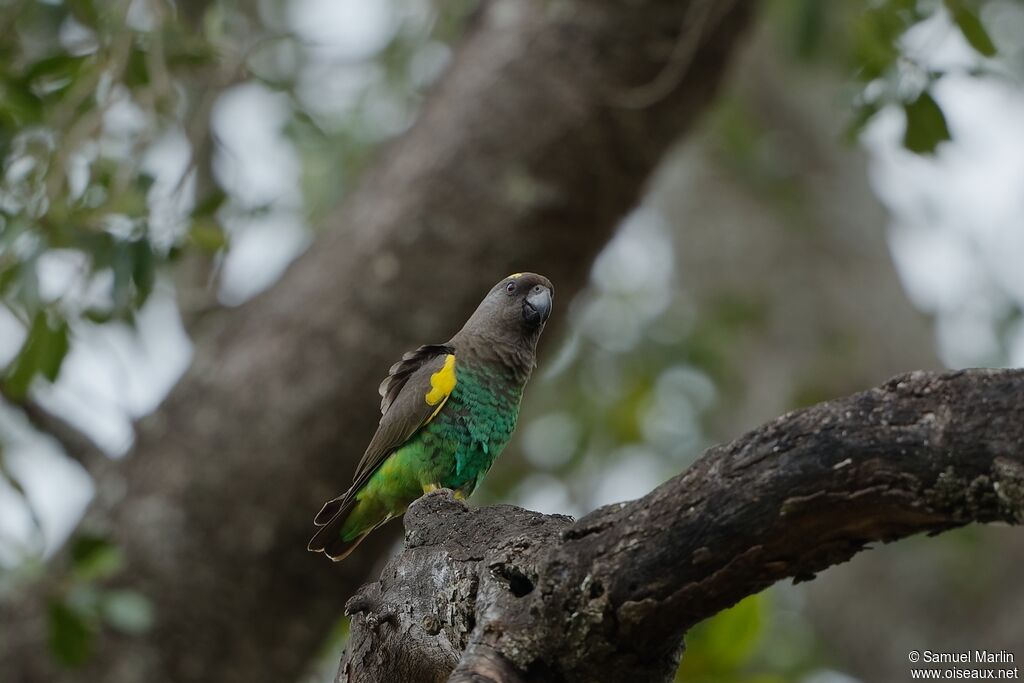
340,369 -> 1024,683
0,1 -> 754,682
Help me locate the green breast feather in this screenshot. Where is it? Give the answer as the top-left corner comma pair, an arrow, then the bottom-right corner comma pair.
336,362 -> 522,545
427,363 -> 523,489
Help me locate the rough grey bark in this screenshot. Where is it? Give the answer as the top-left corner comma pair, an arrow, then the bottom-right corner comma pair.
0,1 -> 755,682
339,369 -> 1024,683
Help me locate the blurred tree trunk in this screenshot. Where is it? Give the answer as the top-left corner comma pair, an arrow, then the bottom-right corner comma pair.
0,1 -> 754,682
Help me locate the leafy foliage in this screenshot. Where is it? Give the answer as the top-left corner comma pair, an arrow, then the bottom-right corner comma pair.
780,0 -> 1001,152
45,533 -> 153,668
902,89 -> 952,153
0,0 -> 477,399
48,598 -> 94,667
945,0 -> 997,57
676,593 -> 818,683
0,0 -> 225,393
4,310 -> 69,398
69,532 -> 123,581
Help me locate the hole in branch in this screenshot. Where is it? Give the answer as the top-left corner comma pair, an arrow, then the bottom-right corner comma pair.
491,563 -> 535,597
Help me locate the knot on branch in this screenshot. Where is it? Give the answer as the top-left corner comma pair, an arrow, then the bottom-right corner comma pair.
993,457 -> 1024,522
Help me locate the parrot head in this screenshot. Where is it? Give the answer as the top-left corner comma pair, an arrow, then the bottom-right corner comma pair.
458,272 -> 554,345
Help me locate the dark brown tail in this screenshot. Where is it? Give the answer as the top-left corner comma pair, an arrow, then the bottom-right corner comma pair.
313,492 -> 347,526
308,490 -> 364,561
309,487 -> 401,561
308,521 -> 371,562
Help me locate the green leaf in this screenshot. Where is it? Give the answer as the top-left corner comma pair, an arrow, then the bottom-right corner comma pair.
678,593 -> 768,679
82,307 -> 115,324
903,90 -> 952,154
0,261 -> 20,295
131,239 -> 155,305
3,310 -> 70,398
137,172 -> 157,194
191,189 -> 227,219
100,590 -> 154,635
846,98 -> 881,142
0,77 -> 44,125
70,534 -> 123,581
946,0 -> 997,57
851,6 -> 906,81
188,218 -> 228,252
125,46 -> 151,88
24,54 -> 87,94
789,0 -> 826,61
48,599 -> 94,668
700,594 -> 765,669
111,239 -> 146,314
67,0 -> 101,28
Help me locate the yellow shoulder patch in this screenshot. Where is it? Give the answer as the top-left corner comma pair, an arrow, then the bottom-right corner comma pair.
424,354 -> 457,423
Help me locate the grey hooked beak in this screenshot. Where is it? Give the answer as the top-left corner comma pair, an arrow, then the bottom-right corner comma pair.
523,286 -> 552,326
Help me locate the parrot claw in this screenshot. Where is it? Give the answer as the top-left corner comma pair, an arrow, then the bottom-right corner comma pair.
421,484 -> 465,501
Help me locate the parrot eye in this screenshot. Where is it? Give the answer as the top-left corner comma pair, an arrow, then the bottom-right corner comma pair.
505,281 -> 517,294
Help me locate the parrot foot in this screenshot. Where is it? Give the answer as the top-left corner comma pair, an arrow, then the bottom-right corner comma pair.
421,484 -> 465,501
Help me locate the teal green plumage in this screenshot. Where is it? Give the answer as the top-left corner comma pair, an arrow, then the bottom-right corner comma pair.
335,364 -> 522,544
421,362 -> 523,492
309,273 -> 553,561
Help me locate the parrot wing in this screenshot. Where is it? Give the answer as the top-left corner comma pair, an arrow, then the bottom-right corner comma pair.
312,344 -> 457,526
